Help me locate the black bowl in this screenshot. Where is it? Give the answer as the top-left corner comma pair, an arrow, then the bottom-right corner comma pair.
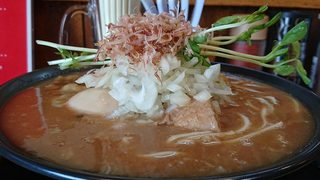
0,64 -> 320,179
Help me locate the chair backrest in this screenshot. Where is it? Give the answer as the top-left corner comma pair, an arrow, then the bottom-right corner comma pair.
140,0 -> 205,27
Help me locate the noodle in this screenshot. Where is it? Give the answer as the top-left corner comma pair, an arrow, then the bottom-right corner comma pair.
255,97 -> 275,112
140,151 -> 179,158
224,122 -> 284,144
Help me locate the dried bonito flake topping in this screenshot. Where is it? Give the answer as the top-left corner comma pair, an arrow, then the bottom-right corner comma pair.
96,12 -> 193,66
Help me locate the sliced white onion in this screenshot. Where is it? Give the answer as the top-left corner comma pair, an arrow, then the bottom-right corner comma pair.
130,75 -> 158,111
193,83 -> 209,92
165,104 -> 178,113
109,76 -> 129,102
74,53 -> 233,118
163,71 -> 182,87
75,74 -> 95,88
204,64 -> 220,81
193,89 -> 212,102
170,90 -> 191,106
96,68 -> 113,88
183,57 -> 199,68
209,86 -> 233,95
184,68 -> 202,74
167,55 -> 180,71
161,93 -> 170,102
159,56 -> 170,75
159,54 -> 180,75
167,83 -> 183,92
194,74 -> 207,83
108,106 -> 130,119
115,55 -> 130,76
124,101 -> 139,112
172,70 -> 185,84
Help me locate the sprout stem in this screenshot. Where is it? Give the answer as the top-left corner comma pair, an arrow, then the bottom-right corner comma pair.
201,51 -> 297,68
36,40 -> 98,53
199,44 -> 265,61
200,21 -> 246,35
47,54 -> 97,65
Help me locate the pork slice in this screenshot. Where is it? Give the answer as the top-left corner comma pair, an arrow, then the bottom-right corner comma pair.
167,101 -> 220,131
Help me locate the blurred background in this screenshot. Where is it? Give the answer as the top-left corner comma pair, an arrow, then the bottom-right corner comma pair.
1,0 -> 320,94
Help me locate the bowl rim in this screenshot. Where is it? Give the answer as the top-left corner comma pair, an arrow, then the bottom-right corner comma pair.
0,64 -> 320,180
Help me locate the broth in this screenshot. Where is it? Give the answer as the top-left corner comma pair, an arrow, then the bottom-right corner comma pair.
0,73 -> 314,177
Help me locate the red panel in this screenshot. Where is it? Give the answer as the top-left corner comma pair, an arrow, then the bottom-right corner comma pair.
0,0 -> 27,84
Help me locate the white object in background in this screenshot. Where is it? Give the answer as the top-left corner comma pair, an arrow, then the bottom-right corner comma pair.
180,0 -> 189,20
129,0 -> 141,14
59,0 -> 141,43
98,0 -> 140,37
190,0 -> 205,27
156,0 -> 168,13
110,0 -> 116,25
116,0 -> 122,24
141,0 -> 204,27
168,0 -> 177,16
141,0 -> 158,14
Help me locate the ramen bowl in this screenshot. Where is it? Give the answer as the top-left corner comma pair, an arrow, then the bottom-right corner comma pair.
0,63 -> 319,179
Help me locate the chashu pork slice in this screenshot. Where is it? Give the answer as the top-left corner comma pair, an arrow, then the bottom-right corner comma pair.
67,88 -> 118,116
165,100 -> 220,131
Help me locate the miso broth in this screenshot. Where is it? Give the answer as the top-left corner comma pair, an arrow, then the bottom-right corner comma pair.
0,73 -> 314,177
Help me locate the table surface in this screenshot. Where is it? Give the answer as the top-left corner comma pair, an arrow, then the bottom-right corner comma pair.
1,156 -> 319,179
